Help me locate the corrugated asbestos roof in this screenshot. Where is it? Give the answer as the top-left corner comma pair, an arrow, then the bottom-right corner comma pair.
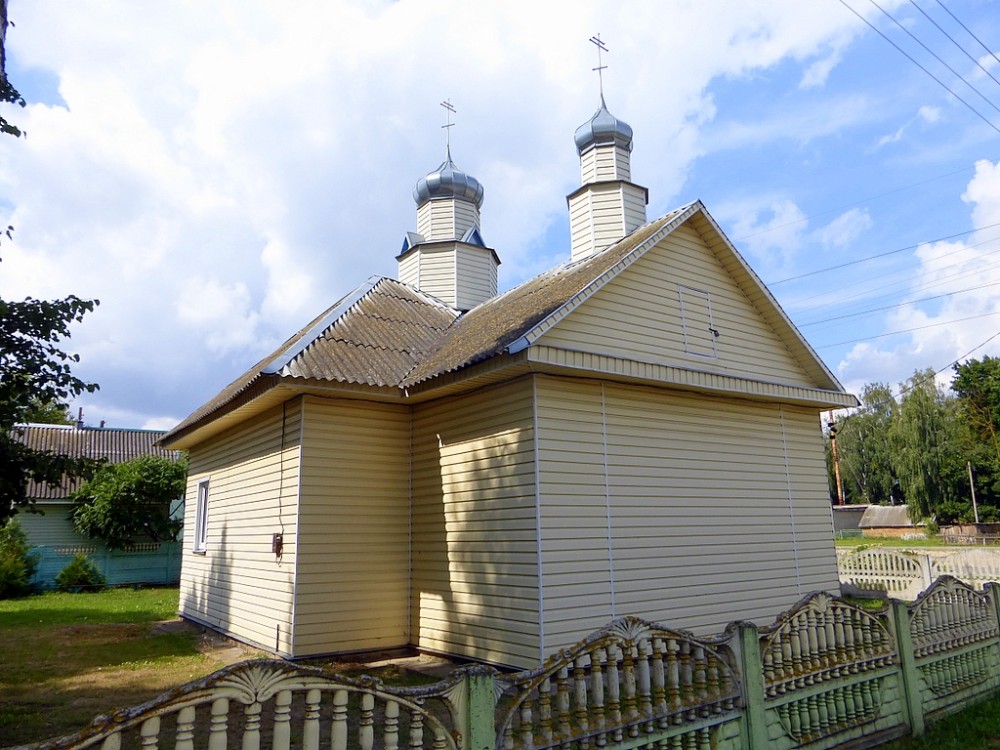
13,424 -> 183,500
859,505 -> 914,528
163,200 -> 849,447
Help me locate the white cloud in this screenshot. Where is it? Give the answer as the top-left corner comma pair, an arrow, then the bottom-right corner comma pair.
836,159 -> 1000,393
813,208 -> 873,249
724,198 -> 807,276
0,0 -> 981,428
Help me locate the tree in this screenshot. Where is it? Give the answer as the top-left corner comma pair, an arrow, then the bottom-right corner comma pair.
888,369 -> 965,521
951,356 -> 1000,509
835,383 -> 897,505
0,4 -> 100,521
70,456 -> 187,551
1,294 -> 101,522
0,0 -> 25,138
22,397 -> 74,425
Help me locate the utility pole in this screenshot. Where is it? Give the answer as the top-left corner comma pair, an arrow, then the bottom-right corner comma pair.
968,461 -> 980,524
828,411 -> 845,506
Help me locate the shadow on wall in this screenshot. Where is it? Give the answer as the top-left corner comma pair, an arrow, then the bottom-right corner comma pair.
182,521 -> 233,642
411,398 -> 535,666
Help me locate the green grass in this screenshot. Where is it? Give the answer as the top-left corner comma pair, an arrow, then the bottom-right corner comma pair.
0,587 -> 236,748
879,692 -> 1000,749
834,536 -> 975,548
0,586 -> 180,627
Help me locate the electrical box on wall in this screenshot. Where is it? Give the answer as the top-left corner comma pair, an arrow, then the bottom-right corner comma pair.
272,532 -> 283,557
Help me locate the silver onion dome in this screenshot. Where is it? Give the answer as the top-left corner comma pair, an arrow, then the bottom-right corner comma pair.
574,95 -> 633,155
413,148 -> 485,208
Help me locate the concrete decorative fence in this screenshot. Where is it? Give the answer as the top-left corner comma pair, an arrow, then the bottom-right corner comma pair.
838,547 -> 1000,599
15,577 -> 1000,750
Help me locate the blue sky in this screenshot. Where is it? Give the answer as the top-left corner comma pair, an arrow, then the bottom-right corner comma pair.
1,0 -> 999,429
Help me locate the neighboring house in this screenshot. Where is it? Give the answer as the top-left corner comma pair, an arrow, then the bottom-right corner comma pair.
859,504 -> 922,538
12,423 -> 184,587
831,504 -> 869,536
162,97 -> 857,668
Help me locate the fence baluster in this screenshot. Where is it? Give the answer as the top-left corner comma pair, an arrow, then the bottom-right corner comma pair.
303,689 -> 321,750
175,706 -> 196,750
140,716 -> 160,750
332,689 -> 349,750
208,697 -> 229,750
574,655 -> 589,746
385,700 -> 400,750
359,693 -> 375,750
274,689 -> 292,750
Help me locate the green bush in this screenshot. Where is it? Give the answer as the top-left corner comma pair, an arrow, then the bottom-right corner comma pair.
0,519 -> 39,598
55,552 -> 106,592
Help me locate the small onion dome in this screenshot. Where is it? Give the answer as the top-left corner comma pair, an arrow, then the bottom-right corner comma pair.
412,149 -> 485,208
574,95 -> 633,155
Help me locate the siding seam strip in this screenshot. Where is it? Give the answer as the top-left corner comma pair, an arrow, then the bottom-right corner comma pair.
779,405 -> 803,597
602,383 -> 616,619
533,376 -> 546,663
291,398 -> 305,656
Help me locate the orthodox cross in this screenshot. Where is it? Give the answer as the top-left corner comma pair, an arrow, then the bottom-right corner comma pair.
589,34 -> 608,98
440,99 -> 456,153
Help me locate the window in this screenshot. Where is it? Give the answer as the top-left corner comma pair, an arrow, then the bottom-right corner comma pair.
193,479 -> 210,553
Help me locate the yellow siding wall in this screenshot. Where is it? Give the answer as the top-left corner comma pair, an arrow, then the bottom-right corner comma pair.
179,400 -> 302,655
580,146 -> 632,183
398,252 -> 419,288
410,378 -> 540,667
539,225 -> 813,387
293,396 -> 411,654
416,247 -> 456,307
536,375 -> 838,651
569,191 -> 595,259
455,245 -> 497,310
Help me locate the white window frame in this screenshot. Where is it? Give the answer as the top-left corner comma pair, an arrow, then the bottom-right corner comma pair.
193,479 -> 210,553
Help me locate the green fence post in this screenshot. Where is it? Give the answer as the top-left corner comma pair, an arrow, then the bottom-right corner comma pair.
986,582 -> 1000,632
890,599 -> 924,737
465,666 -> 496,750
738,623 -> 768,750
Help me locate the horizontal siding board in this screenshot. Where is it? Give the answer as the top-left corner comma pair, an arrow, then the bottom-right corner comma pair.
411,378 -> 540,667
535,376 -> 837,651
179,400 -> 302,655
538,225 -> 815,388
293,396 -> 410,655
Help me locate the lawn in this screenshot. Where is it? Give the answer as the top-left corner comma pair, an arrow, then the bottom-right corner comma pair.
834,535 -> 979,548
879,693 -> 1000,749
0,587 -> 250,748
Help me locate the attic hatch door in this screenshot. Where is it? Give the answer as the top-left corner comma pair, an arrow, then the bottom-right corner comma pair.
678,285 -> 718,358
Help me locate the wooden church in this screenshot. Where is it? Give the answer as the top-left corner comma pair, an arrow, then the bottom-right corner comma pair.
162,94 -> 856,668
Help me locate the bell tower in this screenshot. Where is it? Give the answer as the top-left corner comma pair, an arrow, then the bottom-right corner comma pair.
397,102 -> 499,311
567,36 -> 648,260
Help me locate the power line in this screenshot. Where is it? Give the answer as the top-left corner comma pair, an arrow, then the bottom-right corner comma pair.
768,222 -> 1000,285
868,0 -> 1000,116
797,279 -> 1000,327
837,0 -> 1000,135
908,0 -> 1000,91
834,328 -> 1000,423
933,0 -> 1000,72
736,164 -> 977,246
815,309 -> 1000,348
782,232 -> 1000,310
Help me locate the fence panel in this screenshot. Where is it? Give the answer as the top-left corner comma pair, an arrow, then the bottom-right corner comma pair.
32,542 -> 182,589
15,660 -> 474,750
930,551 -> 1000,591
907,577 -> 1000,720
837,548 -> 929,600
756,592 -> 907,750
494,617 -> 744,750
